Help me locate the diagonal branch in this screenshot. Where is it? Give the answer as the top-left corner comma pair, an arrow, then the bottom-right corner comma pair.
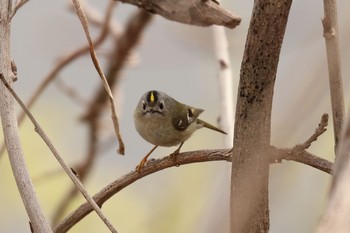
0,0 -> 117,159
292,113 -> 329,153
0,74 -> 119,233
71,0 -> 125,155
51,8 -> 153,224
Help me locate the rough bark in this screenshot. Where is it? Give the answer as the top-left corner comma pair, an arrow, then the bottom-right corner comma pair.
230,1 -> 293,232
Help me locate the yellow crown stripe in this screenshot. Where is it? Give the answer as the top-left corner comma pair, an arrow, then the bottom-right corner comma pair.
150,91 -> 155,102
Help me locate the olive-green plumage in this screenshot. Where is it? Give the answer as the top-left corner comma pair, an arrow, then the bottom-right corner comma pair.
134,90 -> 226,171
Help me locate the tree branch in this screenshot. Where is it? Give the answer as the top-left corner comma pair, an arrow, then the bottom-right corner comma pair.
212,20 -> 235,147
0,2 -> 52,232
0,75 -> 119,233
54,146 -> 332,233
230,1 -> 292,232
322,0 -> 344,151
0,0 -> 118,159
71,0 -> 125,155
316,108 -> 350,232
116,0 -> 241,28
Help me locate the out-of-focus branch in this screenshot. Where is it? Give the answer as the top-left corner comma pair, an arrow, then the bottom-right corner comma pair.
52,8 -> 153,223
316,107 -> 350,232
0,0 -> 117,159
82,9 -> 153,122
71,0 -> 125,155
115,0 -> 240,28
54,146 -> 333,233
10,0 -> 30,19
212,24 -> 235,147
322,0 -> 344,152
68,0 -> 121,38
0,2 -> 52,232
0,75 -> 119,233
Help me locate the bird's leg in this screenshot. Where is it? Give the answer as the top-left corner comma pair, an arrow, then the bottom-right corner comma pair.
136,145 -> 158,172
170,142 -> 184,161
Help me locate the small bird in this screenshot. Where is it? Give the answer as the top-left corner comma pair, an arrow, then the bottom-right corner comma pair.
134,90 -> 226,171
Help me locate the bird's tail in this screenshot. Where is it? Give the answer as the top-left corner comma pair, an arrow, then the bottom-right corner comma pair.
197,119 -> 227,135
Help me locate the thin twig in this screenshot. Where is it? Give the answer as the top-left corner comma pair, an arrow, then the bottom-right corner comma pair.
0,0 -> 117,159
292,113 -> 329,153
71,0 -> 125,155
55,78 -> 89,106
54,146 -> 333,232
322,0 -> 345,152
52,7 -> 152,222
82,9 -> 152,124
67,0 -> 121,38
10,0 -> 30,19
271,146 -> 332,174
212,23 -> 235,147
0,75 -> 119,233
51,120 -> 99,224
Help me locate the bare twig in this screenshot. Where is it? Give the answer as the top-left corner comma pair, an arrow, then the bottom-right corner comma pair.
0,2 -> 52,232
53,149 -> 232,233
0,0 -> 117,158
10,0 -> 30,19
0,75 -> 119,233
71,0 -> 125,155
274,114 -> 331,174
54,147 -> 333,233
51,119 -> 99,224
271,147 -> 332,174
82,9 -> 153,126
212,22 -> 235,147
52,8 -> 152,222
68,0 -> 121,38
292,113 -> 329,153
322,0 -> 345,152
55,78 -> 89,106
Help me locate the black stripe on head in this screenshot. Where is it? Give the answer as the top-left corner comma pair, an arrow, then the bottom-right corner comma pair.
146,90 -> 158,103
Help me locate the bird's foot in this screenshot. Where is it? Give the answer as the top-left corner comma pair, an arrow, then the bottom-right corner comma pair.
136,158 -> 148,173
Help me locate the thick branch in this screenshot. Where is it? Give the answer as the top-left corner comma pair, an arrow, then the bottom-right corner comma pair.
230,1 -> 292,232
116,0 -> 241,28
0,2 -> 52,232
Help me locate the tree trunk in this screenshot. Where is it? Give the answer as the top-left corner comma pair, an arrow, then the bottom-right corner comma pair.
230,1 -> 293,232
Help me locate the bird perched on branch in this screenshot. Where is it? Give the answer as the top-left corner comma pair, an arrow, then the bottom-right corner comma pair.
134,90 -> 226,172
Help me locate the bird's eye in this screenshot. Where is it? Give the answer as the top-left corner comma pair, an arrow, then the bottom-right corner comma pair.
142,101 -> 146,110
159,102 -> 164,110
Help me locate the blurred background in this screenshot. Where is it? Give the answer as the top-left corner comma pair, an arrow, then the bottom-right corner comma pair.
0,0 -> 349,232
